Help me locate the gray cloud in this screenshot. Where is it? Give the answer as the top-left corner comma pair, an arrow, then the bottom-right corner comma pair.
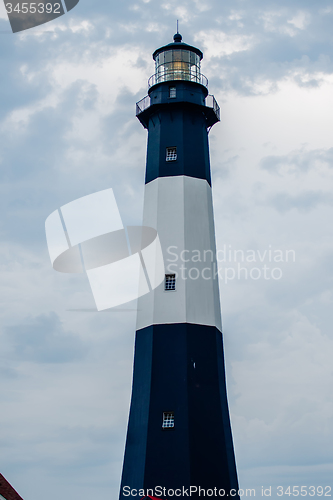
261,147 -> 333,175
267,190 -> 333,212
2,312 -> 86,363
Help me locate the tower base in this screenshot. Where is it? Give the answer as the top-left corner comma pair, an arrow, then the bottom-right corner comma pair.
119,323 -> 239,499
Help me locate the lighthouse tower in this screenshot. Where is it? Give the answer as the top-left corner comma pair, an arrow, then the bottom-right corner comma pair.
119,33 -> 239,499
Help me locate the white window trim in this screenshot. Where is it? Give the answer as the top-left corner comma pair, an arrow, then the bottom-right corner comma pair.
166,147 -> 177,162
165,273 -> 176,291
162,411 -> 175,429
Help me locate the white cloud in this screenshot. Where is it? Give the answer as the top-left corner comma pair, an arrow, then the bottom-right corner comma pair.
195,29 -> 255,58
287,11 -> 311,30
260,9 -> 311,37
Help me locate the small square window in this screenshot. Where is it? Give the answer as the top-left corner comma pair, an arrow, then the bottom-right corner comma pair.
165,274 -> 176,291
166,147 -> 177,161
169,86 -> 176,98
162,411 -> 175,429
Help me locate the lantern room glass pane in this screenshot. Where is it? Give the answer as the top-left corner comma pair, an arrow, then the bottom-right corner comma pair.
190,52 -> 197,65
182,50 -> 190,63
164,51 -> 172,63
173,50 -> 182,61
154,48 -> 202,85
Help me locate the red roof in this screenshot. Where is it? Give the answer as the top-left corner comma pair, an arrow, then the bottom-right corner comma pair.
141,496 -> 166,500
0,476 -> 164,500
141,497 -> 165,500
0,474 -> 24,500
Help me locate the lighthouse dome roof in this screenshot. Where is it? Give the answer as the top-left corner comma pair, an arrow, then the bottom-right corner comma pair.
152,33 -> 203,61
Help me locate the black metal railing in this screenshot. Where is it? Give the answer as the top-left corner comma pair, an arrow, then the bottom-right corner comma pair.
205,94 -> 220,121
136,95 -> 151,115
148,71 -> 208,88
136,92 -> 220,122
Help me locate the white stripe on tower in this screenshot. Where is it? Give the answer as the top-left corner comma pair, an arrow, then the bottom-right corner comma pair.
136,175 -> 222,332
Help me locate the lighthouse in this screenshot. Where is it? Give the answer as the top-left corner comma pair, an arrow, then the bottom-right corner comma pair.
119,33 -> 239,499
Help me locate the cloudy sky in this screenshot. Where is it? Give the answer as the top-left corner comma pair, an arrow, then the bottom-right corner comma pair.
0,0 -> 333,499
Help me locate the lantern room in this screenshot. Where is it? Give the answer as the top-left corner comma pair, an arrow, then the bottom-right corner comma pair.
148,33 -> 208,88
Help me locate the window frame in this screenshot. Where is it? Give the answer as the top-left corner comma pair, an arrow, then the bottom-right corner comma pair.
166,147 -> 177,162
162,411 -> 175,430
164,273 -> 176,291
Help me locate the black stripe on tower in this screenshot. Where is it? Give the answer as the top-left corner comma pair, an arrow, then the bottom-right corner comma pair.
139,81 -> 216,186
119,323 -> 239,499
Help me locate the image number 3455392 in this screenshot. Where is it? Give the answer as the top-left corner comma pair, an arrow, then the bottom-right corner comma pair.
3,0 -> 80,33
